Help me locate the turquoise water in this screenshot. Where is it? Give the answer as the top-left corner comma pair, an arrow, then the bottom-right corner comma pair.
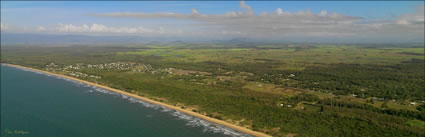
1,65 -> 250,137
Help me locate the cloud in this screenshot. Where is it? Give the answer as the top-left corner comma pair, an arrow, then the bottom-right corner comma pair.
37,26 -> 46,31
55,23 -> 184,36
192,8 -> 200,15
91,2 -> 424,42
0,23 -> 8,31
240,0 -> 251,10
92,5 -> 364,38
17,1 -> 418,42
57,24 -> 154,33
319,10 -> 327,16
396,6 -> 424,25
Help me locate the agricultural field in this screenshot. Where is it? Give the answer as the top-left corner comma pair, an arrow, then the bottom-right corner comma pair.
121,45 -> 424,67
1,43 -> 424,137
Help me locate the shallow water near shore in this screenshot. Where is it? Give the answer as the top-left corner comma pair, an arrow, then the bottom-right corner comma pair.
1,65 -> 251,137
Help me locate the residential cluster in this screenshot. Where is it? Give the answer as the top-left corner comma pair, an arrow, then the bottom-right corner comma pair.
45,62 -> 154,72
68,71 -> 101,79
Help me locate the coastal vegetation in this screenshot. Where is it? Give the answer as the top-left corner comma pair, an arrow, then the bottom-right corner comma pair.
1,43 -> 424,137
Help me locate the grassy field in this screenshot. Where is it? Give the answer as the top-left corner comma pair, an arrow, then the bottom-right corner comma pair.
1,44 -> 424,137
120,45 -> 424,68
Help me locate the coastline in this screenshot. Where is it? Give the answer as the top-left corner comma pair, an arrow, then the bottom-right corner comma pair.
2,63 -> 272,137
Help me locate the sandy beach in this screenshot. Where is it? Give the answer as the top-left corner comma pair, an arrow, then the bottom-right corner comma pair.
2,63 -> 271,137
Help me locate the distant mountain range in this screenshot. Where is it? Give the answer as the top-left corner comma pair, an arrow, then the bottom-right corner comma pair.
1,33 -> 423,46
0,33 -> 257,46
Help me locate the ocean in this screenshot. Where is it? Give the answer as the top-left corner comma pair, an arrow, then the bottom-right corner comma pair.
0,65 -> 251,137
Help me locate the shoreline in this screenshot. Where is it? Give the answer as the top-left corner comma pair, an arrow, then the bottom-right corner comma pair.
2,63 -> 271,137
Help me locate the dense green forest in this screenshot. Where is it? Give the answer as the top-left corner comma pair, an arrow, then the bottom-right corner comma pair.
1,44 -> 424,137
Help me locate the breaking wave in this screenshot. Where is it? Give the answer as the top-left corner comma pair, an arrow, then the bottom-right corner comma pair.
11,65 -> 253,137
86,85 -> 253,137
88,87 -> 252,137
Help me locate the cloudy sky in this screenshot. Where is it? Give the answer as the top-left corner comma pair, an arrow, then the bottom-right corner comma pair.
1,1 -> 424,43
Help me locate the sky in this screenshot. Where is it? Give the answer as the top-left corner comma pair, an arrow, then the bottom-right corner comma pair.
1,1 -> 424,43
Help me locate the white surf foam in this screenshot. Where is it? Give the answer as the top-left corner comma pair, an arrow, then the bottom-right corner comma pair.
88,88 -> 254,137
12,66 -> 253,137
